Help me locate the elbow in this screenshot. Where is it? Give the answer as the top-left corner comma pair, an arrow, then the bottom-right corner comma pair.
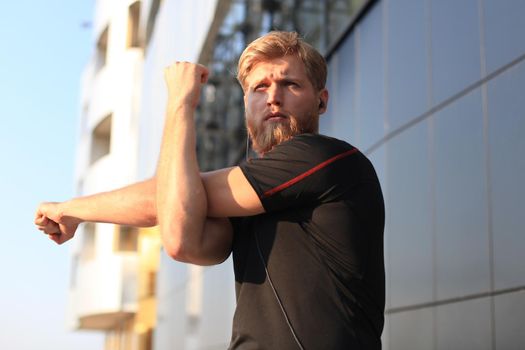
145,213 -> 158,227
164,244 -> 203,264
163,242 -> 212,265
160,227 -> 222,266
160,226 -> 189,262
164,241 -> 188,262
159,223 -> 196,263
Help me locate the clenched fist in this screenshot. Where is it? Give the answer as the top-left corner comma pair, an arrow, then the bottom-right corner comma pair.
34,202 -> 81,245
164,62 -> 209,110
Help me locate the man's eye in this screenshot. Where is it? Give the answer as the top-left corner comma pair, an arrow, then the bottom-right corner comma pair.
254,84 -> 267,91
286,81 -> 299,87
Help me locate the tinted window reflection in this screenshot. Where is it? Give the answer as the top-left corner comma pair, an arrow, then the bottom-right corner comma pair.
494,291 -> 525,349
386,0 -> 429,130
487,60 -> 525,290
389,308 -> 434,350
357,1 -> 385,151
387,121 -> 433,308
431,0 -> 481,104
483,0 -> 525,74
433,89 -> 490,300
436,298 -> 492,350
332,34 -> 359,144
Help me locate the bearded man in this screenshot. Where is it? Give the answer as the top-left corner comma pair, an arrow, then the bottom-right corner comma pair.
35,31 -> 385,349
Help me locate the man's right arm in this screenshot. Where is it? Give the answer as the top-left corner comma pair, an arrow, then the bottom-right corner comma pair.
34,168 -> 261,261
35,177 -> 157,244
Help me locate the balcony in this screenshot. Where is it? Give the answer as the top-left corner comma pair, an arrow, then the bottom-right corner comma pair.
68,253 -> 138,330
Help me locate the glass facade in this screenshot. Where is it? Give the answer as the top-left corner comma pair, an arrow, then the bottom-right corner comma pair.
487,61 -> 525,291
386,121 -> 433,308
389,308 -> 434,350
322,0 -> 525,348
430,0 -> 482,105
483,0 -> 525,74
435,297 -> 492,350
433,89 -> 490,300
494,290 -> 525,349
384,0 -> 429,131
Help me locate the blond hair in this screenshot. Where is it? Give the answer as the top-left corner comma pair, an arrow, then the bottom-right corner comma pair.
237,31 -> 327,91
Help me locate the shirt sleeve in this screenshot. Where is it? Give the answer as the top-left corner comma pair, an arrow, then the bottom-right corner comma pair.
239,134 -> 365,213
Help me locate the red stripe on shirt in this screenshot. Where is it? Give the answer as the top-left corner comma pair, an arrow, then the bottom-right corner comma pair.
262,148 -> 359,198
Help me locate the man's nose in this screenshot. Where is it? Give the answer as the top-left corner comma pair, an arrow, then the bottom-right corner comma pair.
266,84 -> 282,106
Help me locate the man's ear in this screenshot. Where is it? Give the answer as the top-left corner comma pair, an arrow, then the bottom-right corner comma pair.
318,89 -> 329,115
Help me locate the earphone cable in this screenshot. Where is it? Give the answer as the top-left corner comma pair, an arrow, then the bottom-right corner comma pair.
254,230 -> 305,350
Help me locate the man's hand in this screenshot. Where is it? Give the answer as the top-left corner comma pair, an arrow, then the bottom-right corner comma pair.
34,202 -> 81,245
164,62 -> 209,110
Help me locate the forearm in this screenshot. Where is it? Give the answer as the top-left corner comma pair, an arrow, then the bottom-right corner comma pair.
62,178 -> 157,227
156,104 -> 208,261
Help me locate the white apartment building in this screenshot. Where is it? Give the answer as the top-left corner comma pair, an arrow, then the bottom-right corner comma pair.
68,0 -> 144,347
68,1 -> 225,349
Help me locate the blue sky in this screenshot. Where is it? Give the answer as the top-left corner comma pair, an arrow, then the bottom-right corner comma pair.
0,1 -> 104,349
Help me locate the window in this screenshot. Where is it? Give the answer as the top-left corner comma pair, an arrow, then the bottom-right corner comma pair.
90,113 -> 112,165
146,270 -> 156,297
114,225 -> 139,252
145,0 -> 161,50
127,1 -> 141,48
96,25 -> 109,70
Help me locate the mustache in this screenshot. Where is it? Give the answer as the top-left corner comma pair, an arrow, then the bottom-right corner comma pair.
264,111 -> 287,120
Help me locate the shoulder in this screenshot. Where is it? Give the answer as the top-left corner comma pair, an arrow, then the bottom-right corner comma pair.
267,134 -> 380,185
266,133 -> 357,162
274,133 -> 355,152
238,133 -> 380,212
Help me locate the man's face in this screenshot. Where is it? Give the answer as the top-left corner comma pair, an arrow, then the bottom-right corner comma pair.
243,55 -> 328,154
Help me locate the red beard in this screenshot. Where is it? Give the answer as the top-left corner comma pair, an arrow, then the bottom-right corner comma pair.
246,114 -> 318,154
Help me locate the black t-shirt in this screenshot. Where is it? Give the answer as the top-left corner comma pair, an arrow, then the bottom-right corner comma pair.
229,134 -> 385,350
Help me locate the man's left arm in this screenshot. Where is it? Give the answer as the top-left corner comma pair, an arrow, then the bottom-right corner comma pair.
157,62 -> 263,266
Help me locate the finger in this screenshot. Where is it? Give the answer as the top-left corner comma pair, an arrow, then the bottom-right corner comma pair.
48,233 -> 62,244
35,202 -> 50,221
35,215 -> 49,226
59,223 -> 73,236
49,231 -> 71,245
35,206 -> 43,221
39,221 -> 60,235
